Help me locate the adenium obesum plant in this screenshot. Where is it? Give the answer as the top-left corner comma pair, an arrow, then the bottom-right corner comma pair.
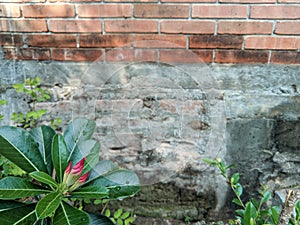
0,118 -> 140,225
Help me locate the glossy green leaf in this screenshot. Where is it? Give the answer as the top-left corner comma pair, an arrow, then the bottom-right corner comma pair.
0,126 -> 48,173
52,134 -> 69,183
270,206 -> 280,224
261,191 -> 271,204
231,173 -> 240,185
235,183 -> 243,197
235,209 -> 245,217
0,199 -> 30,211
0,177 -> 50,199
53,201 -> 91,225
0,201 -> 37,224
75,140 -> 100,174
84,169 -> 140,199
63,118 -> 96,162
89,213 -> 115,225
29,171 -> 58,189
36,192 -> 62,219
70,185 -> 109,199
30,125 -> 56,174
89,160 -> 119,180
232,198 -> 243,207
244,202 -> 257,225
251,198 -> 259,209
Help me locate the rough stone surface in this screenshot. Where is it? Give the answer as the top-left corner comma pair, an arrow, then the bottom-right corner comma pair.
0,61 -> 300,222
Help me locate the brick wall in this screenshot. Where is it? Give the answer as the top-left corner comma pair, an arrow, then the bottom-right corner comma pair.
0,0 -> 300,64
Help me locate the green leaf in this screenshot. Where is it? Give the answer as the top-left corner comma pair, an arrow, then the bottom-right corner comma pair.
94,199 -> 102,205
125,217 -> 135,225
84,169 -> 140,199
52,134 -> 69,183
30,125 -> 56,174
261,191 -> 271,204
89,160 -> 119,180
202,158 -> 218,166
53,201 -> 91,225
117,218 -> 123,225
63,118 -> 96,162
232,198 -> 243,207
231,173 -> 240,185
114,209 -> 123,219
235,209 -> 245,217
270,206 -> 280,224
75,140 -> 100,174
251,198 -> 259,209
70,185 -> 109,199
12,83 -> 25,92
121,211 -> 131,220
0,177 -> 50,199
0,199 -> 30,211
29,171 -> 58,189
0,126 -> 48,173
105,209 -> 111,218
0,99 -> 7,105
0,201 -> 37,224
89,213 -> 115,225
36,192 -> 62,219
244,202 -> 257,225
235,183 -> 243,197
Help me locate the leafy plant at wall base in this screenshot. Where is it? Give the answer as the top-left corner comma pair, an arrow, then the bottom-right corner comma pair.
0,118 -> 140,225
203,158 -> 299,225
12,77 -> 61,129
0,99 -> 7,121
104,208 -> 135,225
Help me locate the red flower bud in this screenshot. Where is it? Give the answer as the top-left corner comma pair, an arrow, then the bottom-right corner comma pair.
65,161 -> 72,174
71,158 -> 85,176
78,171 -> 90,183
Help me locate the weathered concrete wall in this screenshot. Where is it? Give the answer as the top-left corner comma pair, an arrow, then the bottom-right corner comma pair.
0,60 -> 299,222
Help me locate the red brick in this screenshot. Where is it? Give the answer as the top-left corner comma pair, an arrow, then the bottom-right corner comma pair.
133,35 -> 186,48
105,20 -> 158,33
162,0 -> 215,2
78,4 -> 131,18
245,36 -> 300,50
4,48 -> 50,60
2,48 -> 14,59
50,0 -> 101,2
106,49 -> 158,62
0,34 -> 23,46
189,35 -> 243,49
220,0 -> 275,2
105,0 -> 156,2
218,21 -> 273,34
161,20 -> 215,34
50,20 -> 102,33
0,0 -> 45,2
278,0 -> 300,2
52,48 -> 104,61
215,50 -> 269,64
271,52 -> 300,64
0,19 -> 9,30
160,49 -> 213,63
193,5 -> 248,18
27,34 -> 77,47
22,4 -> 75,18
80,34 -> 131,47
275,21 -> 300,35
0,19 -> 47,32
251,6 -> 300,19
134,4 -> 189,18
0,4 -> 20,17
